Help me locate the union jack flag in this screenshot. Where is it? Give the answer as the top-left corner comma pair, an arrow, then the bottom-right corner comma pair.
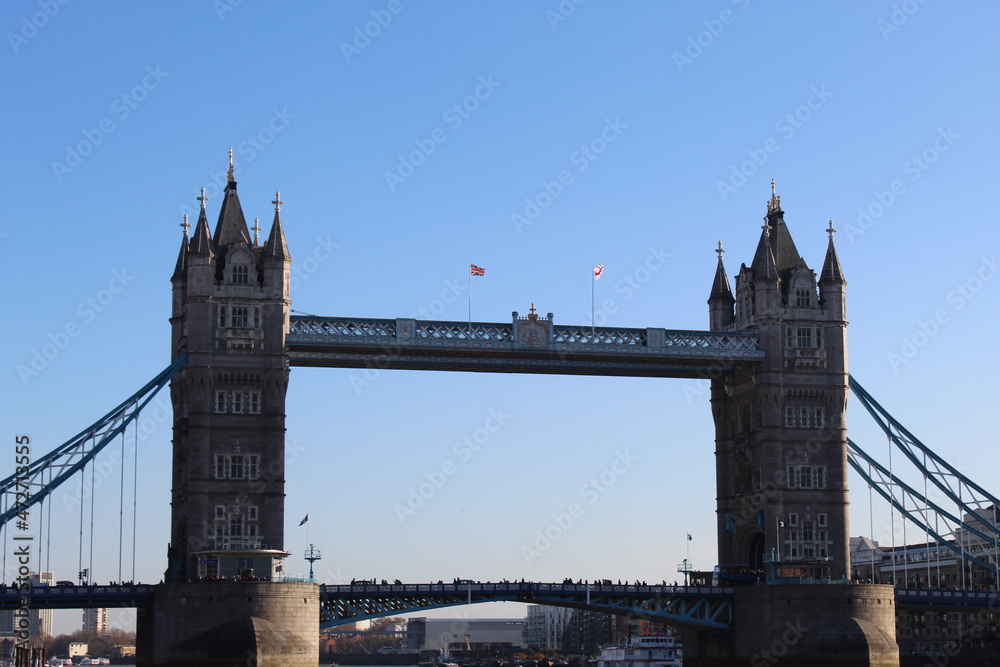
470,264 -> 486,276
594,264 -> 605,280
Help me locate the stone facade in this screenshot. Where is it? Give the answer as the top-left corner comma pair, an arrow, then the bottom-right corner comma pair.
168,171 -> 291,581
708,191 -> 850,580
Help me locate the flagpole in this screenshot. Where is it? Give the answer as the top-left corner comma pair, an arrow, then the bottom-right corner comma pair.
468,262 -> 472,336
591,266 -> 596,341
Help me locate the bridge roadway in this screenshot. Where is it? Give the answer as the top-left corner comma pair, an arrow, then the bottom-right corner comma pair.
286,315 -> 764,378
0,582 -> 995,628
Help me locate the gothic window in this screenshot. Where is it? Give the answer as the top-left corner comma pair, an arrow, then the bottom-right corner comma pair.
231,306 -> 248,328
214,455 -> 226,479
796,327 -> 813,348
795,288 -> 811,308
232,264 -> 249,285
787,466 -> 827,489
229,513 -> 244,538
218,306 -> 227,328
247,454 -> 259,480
802,520 -> 814,542
818,513 -> 827,527
214,391 -> 226,414
232,391 -> 244,414
788,513 -> 799,527
215,505 -> 226,520
229,454 -> 245,479
249,391 -> 261,414
785,406 -> 797,427
253,307 -> 261,328
248,506 -> 258,522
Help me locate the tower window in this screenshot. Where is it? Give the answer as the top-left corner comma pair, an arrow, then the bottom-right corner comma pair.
253,307 -> 261,328
232,391 -> 244,414
229,513 -> 244,538
215,505 -> 226,521
231,306 -> 248,328
214,391 -> 226,414
232,264 -> 249,285
218,306 -> 227,328
229,454 -> 245,479
214,455 -> 226,479
795,289 -> 811,308
796,328 -> 813,348
247,454 -> 259,480
248,506 -> 258,522
249,391 -> 261,414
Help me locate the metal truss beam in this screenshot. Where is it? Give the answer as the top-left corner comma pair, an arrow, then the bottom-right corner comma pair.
288,316 -> 763,378
0,354 -> 187,528
319,582 -> 734,631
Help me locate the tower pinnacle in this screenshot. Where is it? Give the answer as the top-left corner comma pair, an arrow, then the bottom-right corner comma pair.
252,217 -> 262,245
197,188 -> 209,210
767,178 -> 781,213
272,191 -> 283,212
716,240 -> 725,259
228,147 -> 235,182
180,214 -> 190,237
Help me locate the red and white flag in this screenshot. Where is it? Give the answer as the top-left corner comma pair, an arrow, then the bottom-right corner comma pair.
470,264 -> 486,276
593,264 -> 604,280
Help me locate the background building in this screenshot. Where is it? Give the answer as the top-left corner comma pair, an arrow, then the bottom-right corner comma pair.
406,618 -> 524,656
524,605 -> 574,650
83,607 -> 110,635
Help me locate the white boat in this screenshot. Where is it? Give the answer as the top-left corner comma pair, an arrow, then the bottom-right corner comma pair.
596,635 -> 682,667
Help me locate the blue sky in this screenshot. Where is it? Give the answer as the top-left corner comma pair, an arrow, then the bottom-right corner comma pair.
2,1 -> 999,635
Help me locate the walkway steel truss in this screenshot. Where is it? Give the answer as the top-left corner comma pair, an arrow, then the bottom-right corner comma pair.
848,375 -> 1000,581
319,582 -> 734,630
0,354 -> 187,527
287,316 -> 763,378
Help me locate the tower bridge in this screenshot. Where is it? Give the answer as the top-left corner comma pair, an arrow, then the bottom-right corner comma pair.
14,161 -> 1000,665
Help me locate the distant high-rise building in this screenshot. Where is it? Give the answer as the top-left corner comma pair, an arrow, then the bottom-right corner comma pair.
28,572 -> 53,639
525,605 -> 573,650
83,607 -> 110,635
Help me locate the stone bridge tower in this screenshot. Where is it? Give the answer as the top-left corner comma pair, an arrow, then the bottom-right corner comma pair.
168,154 -> 292,582
707,184 -> 849,580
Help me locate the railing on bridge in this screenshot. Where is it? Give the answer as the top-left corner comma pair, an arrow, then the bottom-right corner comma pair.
319,581 -> 735,631
287,315 -> 763,376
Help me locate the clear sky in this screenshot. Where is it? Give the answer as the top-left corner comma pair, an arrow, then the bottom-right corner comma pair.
2,0 -> 998,636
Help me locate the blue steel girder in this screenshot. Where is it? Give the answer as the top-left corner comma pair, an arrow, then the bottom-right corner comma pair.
287,316 -> 763,379
0,354 -> 187,527
319,582 -> 733,631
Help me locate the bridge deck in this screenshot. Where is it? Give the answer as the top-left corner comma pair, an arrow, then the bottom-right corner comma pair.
287,316 -> 763,377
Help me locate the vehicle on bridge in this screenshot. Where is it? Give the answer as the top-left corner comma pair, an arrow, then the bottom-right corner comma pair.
711,565 -> 764,587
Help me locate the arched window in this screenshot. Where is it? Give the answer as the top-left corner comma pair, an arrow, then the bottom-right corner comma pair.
232,264 -> 249,284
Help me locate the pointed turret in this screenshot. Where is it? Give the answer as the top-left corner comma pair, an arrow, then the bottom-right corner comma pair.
750,180 -> 801,278
709,242 -> 735,331
212,164 -> 252,249
188,190 -> 214,257
819,220 -> 847,320
263,191 -> 291,261
172,215 -> 190,281
819,220 -> 846,286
